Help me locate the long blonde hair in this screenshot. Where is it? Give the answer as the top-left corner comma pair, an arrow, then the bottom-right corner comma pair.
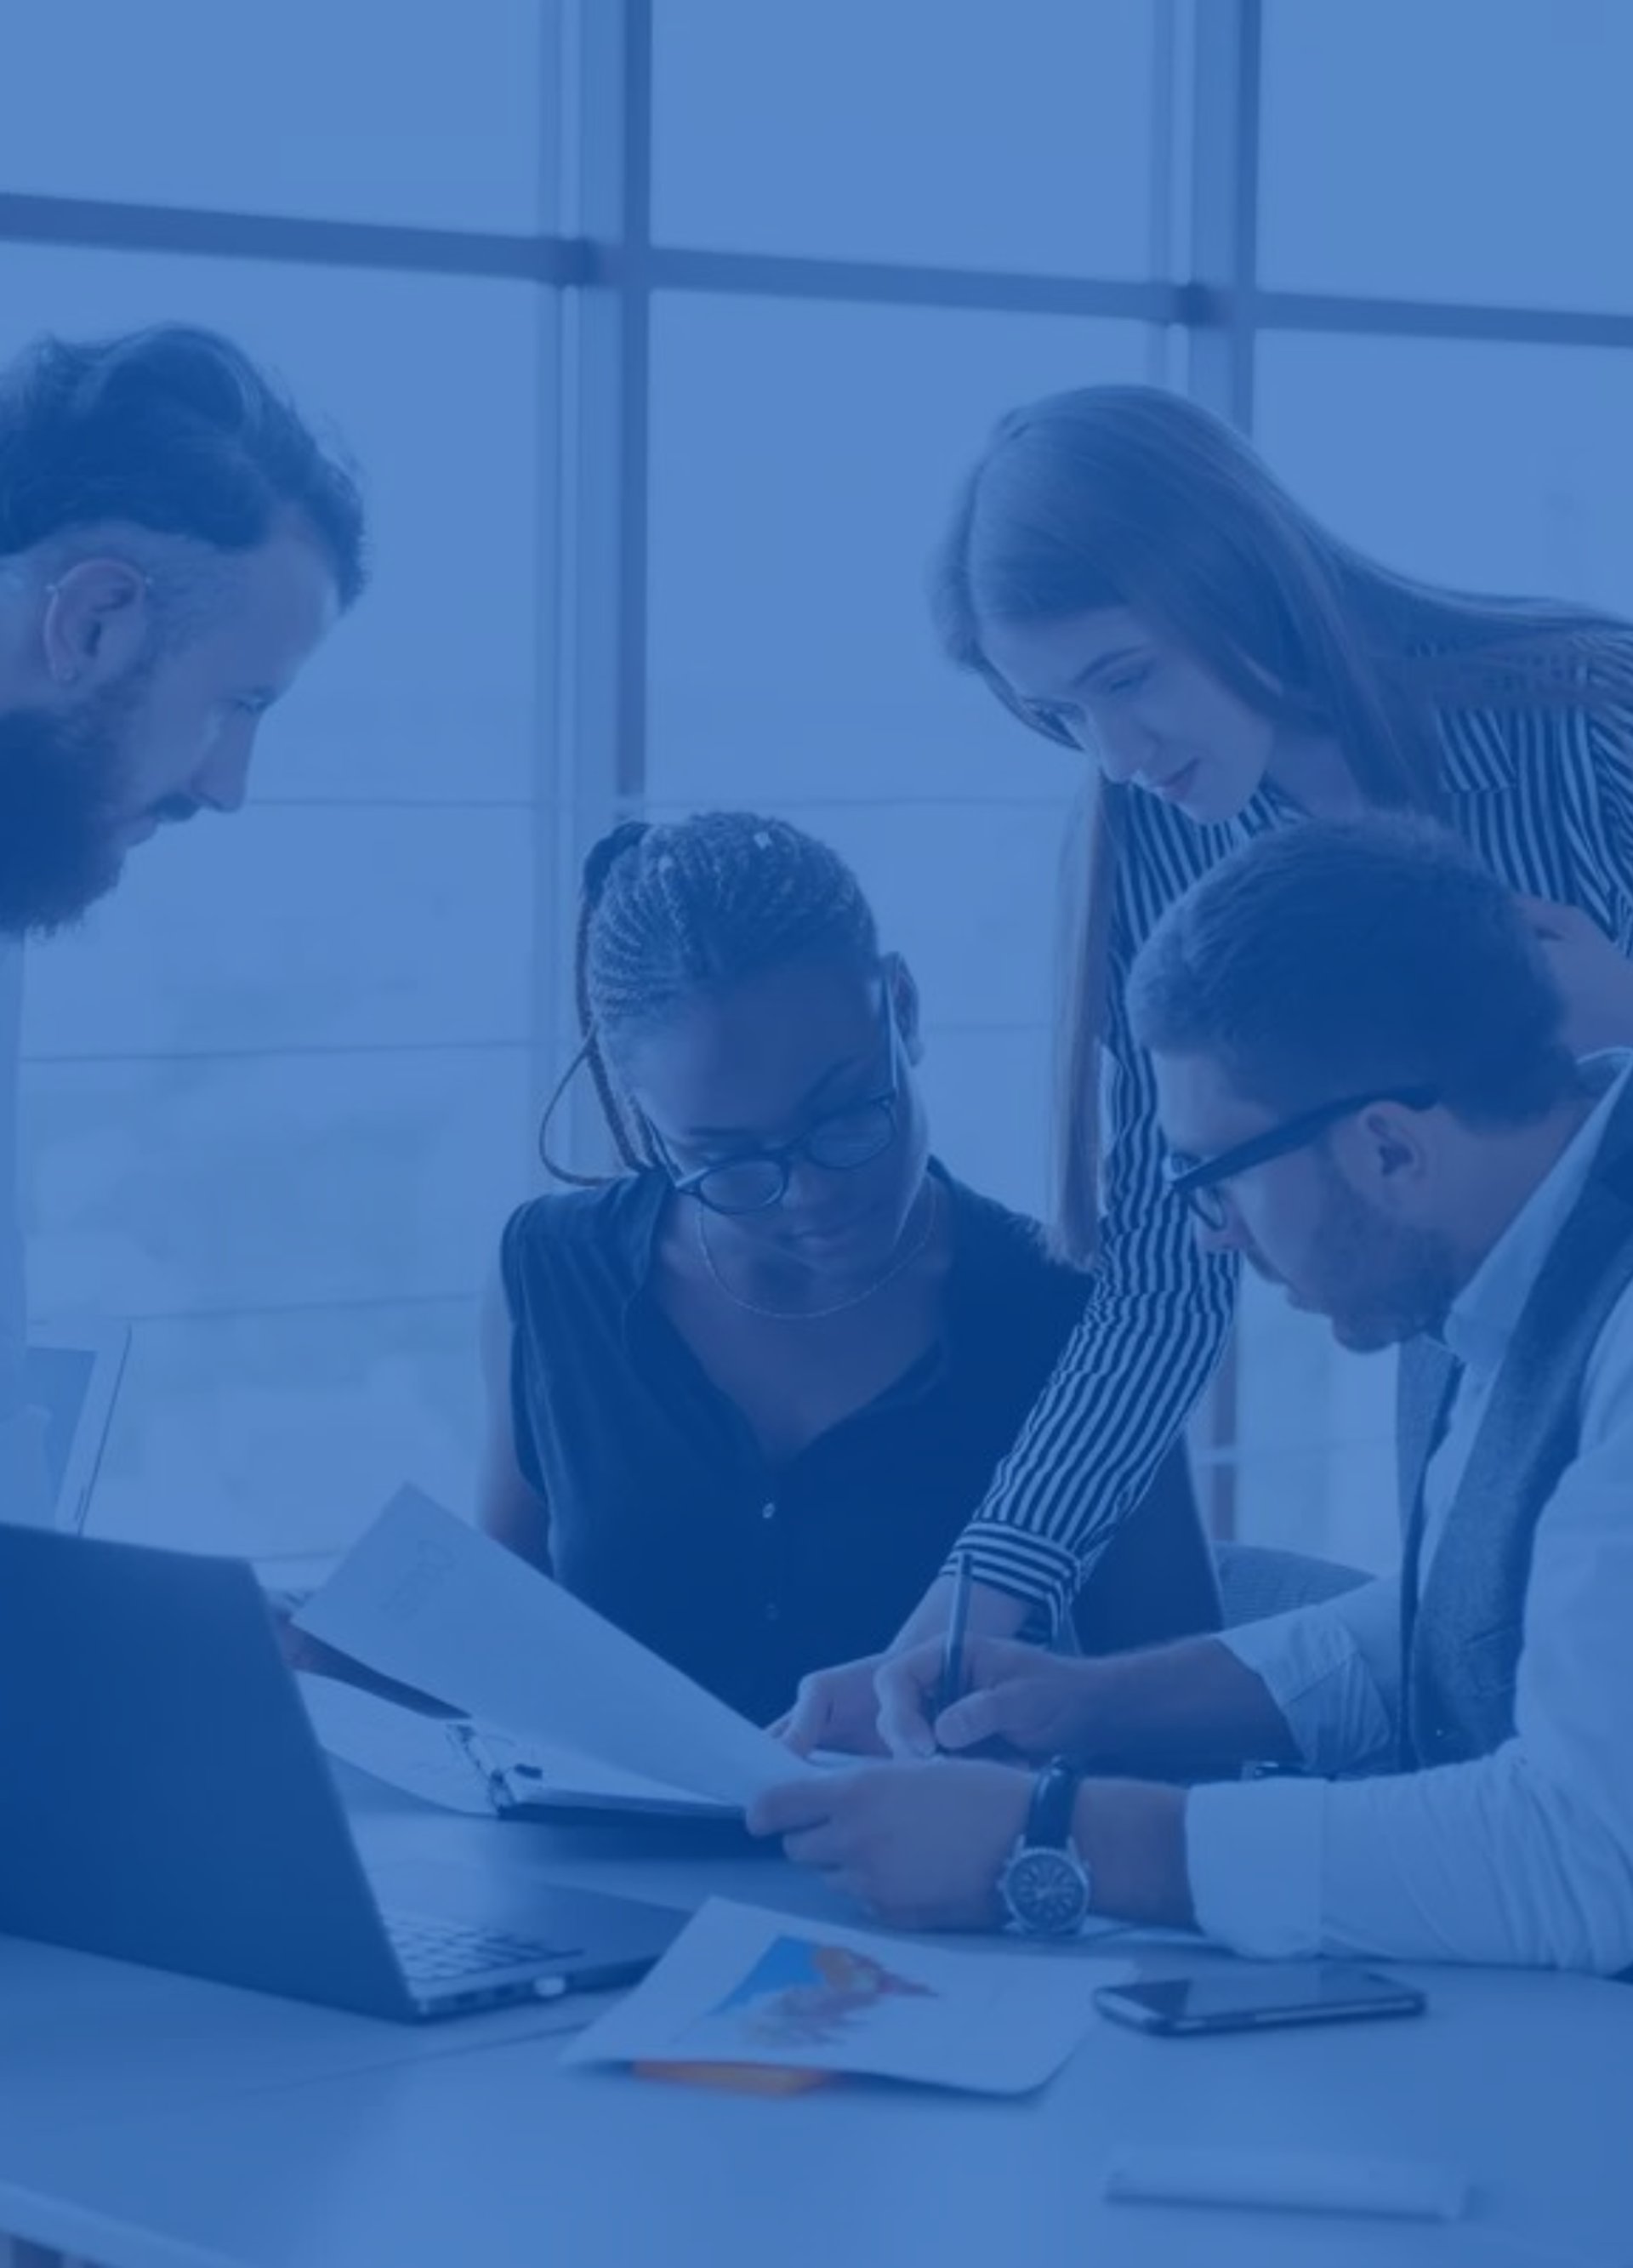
930,384 -> 1633,1262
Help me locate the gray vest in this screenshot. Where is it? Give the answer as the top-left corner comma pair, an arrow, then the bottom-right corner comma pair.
1397,1077 -> 1633,1770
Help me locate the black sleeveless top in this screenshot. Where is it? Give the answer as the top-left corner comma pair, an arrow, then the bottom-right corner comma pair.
499,1165 -> 1150,1724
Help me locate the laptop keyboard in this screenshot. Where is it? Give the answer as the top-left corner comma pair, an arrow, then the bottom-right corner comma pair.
384,1908 -> 572,1986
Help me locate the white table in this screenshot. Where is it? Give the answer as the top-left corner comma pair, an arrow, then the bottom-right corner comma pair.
0,1779 -> 1629,2268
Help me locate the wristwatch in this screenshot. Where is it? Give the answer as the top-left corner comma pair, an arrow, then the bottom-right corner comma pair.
998,1758 -> 1093,1937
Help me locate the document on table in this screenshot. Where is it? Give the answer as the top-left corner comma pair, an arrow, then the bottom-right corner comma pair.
293,1488 -> 820,1809
565,1897 -> 1124,2095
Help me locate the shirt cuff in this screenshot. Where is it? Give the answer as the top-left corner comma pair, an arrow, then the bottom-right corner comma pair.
944,1523 -> 1081,1633
1219,1606 -> 1395,1776
1186,1776 -> 1329,1959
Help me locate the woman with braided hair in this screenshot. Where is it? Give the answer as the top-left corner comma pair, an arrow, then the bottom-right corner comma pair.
477,810 -> 1219,1728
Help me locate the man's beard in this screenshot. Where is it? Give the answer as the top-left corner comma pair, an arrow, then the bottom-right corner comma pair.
0,681 -> 142,938
1311,1162 -> 1462,1353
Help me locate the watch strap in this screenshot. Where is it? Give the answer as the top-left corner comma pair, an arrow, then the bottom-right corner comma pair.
1025,1757 -> 1083,1849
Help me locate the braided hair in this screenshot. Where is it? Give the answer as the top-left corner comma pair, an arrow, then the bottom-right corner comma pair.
541,811 -> 880,1184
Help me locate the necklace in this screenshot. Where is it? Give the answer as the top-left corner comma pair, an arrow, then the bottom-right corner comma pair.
695,1179 -> 942,1324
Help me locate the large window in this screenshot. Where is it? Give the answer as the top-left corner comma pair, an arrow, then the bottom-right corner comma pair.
0,3 -> 547,231
647,295 -> 1150,1210
1256,335 -> 1633,613
3,1 -> 1621,1576
651,0 -> 1162,276
1233,0 -> 1633,1570
1259,0 -> 1633,314
0,23 -> 561,1569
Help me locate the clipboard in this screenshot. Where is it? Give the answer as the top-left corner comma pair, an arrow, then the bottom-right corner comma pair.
297,1670 -> 751,1832
450,1721 -> 741,1827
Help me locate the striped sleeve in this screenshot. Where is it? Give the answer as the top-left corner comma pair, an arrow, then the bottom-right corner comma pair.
1586,703 -> 1633,920
947,840 -> 1238,1628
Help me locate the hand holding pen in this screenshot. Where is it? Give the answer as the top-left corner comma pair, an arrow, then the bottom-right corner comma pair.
931,1551 -> 976,1736
878,1561 -> 1096,1761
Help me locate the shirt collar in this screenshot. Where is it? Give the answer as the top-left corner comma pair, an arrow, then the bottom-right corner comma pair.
1442,1051 -> 1633,1378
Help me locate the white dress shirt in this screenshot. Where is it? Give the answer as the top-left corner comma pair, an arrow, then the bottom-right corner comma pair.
1186,1053 -> 1633,1972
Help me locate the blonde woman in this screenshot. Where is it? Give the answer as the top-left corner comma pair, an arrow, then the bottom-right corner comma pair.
787,383 -> 1633,1755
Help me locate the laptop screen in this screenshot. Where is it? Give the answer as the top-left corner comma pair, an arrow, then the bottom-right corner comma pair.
26,1345 -> 101,1518
22,1331 -> 128,1533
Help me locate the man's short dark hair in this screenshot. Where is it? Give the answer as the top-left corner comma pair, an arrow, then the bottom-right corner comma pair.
0,324 -> 367,605
1126,815 -> 1579,1125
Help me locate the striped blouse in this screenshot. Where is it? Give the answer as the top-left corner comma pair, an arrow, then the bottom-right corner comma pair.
953,685 -> 1633,1625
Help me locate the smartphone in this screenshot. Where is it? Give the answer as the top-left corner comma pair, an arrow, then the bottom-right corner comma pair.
1093,1963 -> 1426,2037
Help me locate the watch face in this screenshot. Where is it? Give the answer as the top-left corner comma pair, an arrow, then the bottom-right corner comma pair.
1003,1845 -> 1089,1936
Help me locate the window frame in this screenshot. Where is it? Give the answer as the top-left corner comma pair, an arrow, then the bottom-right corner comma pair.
5,0 -> 1615,1549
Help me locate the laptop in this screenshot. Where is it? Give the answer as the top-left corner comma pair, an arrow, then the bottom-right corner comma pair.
25,1319 -> 129,1532
0,1524 -> 684,2021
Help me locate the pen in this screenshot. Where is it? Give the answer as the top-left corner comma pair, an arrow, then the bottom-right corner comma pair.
935,1552 -> 975,1734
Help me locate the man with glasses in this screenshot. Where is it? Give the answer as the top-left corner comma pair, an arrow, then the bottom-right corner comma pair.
753,815 -> 1633,1975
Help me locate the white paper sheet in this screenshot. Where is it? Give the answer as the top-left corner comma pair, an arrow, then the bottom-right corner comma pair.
564,1898 -> 1124,2095
293,1489 -> 818,1809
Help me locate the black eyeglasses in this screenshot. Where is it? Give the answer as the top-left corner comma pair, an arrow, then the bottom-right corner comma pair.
650,995 -> 902,1216
1163,1086 -> 1440,1231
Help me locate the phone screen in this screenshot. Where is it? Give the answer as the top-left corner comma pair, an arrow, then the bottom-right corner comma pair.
1096,1963 -> 1424,2032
